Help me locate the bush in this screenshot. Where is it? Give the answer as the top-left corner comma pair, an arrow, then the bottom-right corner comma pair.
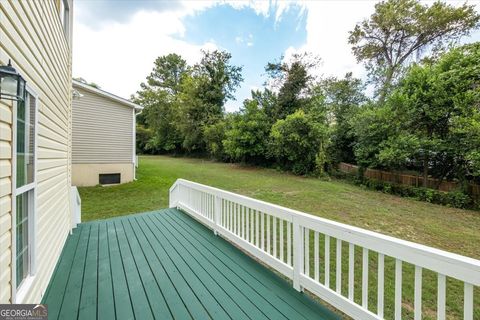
331,170 -> 475,209
269,110 -> 328,175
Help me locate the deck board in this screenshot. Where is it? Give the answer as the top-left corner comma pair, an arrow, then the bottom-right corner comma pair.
97,222 -> 116,319
42,209 -> 341,320
78,223 -> 99,319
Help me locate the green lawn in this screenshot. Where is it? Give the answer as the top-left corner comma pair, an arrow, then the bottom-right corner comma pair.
79,155 -> 479,318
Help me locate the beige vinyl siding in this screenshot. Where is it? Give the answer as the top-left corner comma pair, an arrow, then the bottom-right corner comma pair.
72,86 -> 134,164
0,0 -> 73,303
0,99 -> 12,303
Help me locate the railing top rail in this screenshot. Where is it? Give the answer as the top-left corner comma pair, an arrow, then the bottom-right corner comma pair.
171,178 -> 480,285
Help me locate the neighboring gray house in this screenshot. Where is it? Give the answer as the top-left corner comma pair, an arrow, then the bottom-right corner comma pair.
72,80 -> 143,186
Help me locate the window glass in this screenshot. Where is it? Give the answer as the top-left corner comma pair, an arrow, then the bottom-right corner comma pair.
16,192 -> 29,287
16,94 -> 35,188
15,91 -> 36,289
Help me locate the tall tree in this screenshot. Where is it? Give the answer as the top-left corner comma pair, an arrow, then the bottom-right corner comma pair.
133,54 -> 188,152
354,43 -> 480,186
320,73 -> 367,164
349,0 -> 479,100
146,53 -> 188,95
194,50 -> 243,110
265,53 -> 320,119
179,50 -> 243,152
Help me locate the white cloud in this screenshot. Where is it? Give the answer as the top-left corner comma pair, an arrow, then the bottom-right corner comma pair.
73,1 -> 218,99
73,0 -> 480,106
280,1 -> 375,82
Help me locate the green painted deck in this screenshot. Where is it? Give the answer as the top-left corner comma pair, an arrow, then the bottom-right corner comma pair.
42,208 -> 340,320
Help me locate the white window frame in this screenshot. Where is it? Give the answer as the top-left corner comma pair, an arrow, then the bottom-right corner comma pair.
11,85 -> 38,303
59,0 -> 70,44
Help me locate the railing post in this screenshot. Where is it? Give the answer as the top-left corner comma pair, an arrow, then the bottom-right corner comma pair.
293,217 -> 304,292
169,184 -> 176,208
213,195 -> 221,236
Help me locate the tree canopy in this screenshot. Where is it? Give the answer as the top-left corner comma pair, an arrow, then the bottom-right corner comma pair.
134,3 -> 480,208
349,0 -> 480,100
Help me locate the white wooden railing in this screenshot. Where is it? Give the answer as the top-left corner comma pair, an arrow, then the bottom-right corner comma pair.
71,186 -> 81,229
169,179 -> 479,320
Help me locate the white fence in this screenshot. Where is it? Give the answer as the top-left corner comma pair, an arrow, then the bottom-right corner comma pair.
169,179 -> 479,320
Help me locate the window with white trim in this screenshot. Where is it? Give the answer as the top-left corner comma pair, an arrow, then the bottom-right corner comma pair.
59,0 -> 70,41
15,91 -> 36,288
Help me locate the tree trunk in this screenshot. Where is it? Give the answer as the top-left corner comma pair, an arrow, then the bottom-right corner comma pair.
378,67 -> 394,103
423,156 -> 428,188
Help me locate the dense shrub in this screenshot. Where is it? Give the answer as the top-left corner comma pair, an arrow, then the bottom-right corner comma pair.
331,170 -> 476,209
269,110 -> 328,175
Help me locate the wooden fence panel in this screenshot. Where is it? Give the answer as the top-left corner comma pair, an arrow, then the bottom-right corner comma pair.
338,163 -> 480,201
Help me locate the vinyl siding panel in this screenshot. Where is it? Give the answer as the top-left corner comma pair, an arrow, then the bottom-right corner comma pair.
0,0 -> 73,303
72,86 -> 134,164
0,99 -> 12,303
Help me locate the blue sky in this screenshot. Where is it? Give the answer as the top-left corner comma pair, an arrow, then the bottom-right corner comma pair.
73,0 -> 480,112
180,4 -> 307,108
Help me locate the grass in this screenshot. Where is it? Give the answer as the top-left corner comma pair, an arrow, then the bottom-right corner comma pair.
79,155 -> 480,319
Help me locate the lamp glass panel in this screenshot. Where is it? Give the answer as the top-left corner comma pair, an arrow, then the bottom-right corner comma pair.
0,74 -> 18,97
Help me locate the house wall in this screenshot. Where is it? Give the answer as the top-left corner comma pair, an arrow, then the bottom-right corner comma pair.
72,86 -> 135,186
72,163 -> 134,186
0,0 -> 73,303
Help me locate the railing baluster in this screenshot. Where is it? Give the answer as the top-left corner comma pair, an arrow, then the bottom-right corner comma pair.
210,194 -> 212,220
464,282 -> 473,320
245,207 -> 249,241
261,212 -> 265,250
249,208 -> 252,242
221,199 -> 224,227
304,228 -> 310,277
325,235 -> 330,288
225,200 -> 228,229
280,219 -> 284,262
348,243 -> 354,300
287,222 -> 292,266
362,248 -> 369,309
205,193 -> 208,218
234,203 -> 238,234
395,259 -> 402,320
242,206 -> 245,238
293,219 -> 303,291
378,253 -> 384,318
314,231 -> 319,282
255,210 -> 259,246
267,214 -> 271,254
238,204 -> 241,236
230,201 -> 233,232
273,217 -> 277,258
336,239 -> 342,293
437,273 -> 446,320
414,266 -> 422,320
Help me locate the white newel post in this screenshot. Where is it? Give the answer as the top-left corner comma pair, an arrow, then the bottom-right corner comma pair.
214,195 -> 221,235
293,218 -> 304,292
169,184 -> 178,208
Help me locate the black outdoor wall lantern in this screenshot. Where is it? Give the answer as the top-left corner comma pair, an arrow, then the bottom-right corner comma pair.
0,59 -> 26,101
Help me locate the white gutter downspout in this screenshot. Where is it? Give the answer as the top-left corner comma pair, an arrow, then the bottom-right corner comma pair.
132,108 -> 136,180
